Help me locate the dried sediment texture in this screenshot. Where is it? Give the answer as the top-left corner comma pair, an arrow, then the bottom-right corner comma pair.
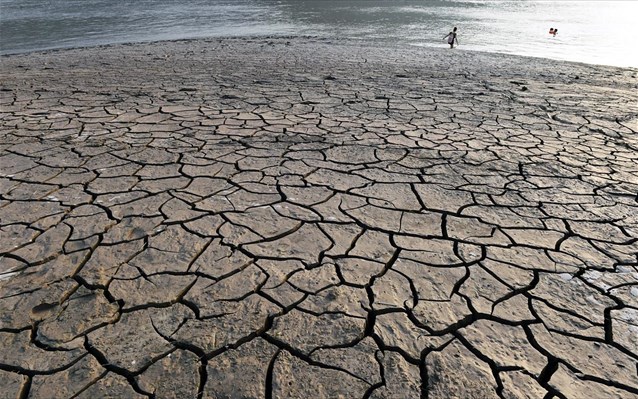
1,37 -> 637,398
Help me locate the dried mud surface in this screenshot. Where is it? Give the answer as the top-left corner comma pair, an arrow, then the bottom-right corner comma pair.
1,38 -> 637,398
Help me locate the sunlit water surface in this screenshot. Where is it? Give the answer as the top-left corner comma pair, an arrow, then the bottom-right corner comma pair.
1,0 -> 636,67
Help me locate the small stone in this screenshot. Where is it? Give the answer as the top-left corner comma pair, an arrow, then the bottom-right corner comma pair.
559,273 -> 573,281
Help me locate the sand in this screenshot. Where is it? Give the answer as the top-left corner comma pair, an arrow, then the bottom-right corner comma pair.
1,37 -> 637,398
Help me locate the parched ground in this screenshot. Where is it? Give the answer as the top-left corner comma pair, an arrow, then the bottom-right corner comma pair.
0,38 -> 637,399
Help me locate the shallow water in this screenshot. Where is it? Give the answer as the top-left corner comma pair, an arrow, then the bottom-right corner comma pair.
1,0 -> 637,67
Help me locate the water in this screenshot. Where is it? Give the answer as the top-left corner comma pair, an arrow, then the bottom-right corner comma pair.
1,0 -> 637,67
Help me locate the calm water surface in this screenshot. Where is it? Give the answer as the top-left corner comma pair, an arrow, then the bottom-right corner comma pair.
1,0 -> 637,67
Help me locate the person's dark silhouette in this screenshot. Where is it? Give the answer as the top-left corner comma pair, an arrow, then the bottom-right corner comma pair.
444,27 -> 459,48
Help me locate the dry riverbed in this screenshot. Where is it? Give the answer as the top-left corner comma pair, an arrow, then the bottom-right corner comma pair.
1,37 -> 637,398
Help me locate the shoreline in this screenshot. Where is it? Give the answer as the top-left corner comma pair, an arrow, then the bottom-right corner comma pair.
3,35 -> 638,72
2,37 -> 636,125
1,36 -> 637,398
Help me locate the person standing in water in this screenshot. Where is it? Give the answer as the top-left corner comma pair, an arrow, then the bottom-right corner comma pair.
444,27 -> 459,48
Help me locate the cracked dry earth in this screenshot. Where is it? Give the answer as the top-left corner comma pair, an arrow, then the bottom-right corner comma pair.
1,38 -> 637,399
